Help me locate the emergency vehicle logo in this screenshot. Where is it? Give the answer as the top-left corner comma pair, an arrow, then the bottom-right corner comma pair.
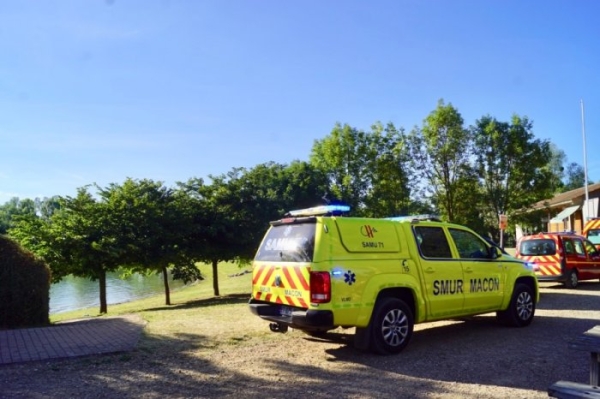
344,270 -> 356,285
360,225 -> 377,238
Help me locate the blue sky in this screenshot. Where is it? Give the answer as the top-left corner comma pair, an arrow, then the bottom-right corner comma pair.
1,0 -> 599,203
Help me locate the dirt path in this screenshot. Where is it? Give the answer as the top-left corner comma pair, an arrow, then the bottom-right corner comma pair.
1,282 -> 599,398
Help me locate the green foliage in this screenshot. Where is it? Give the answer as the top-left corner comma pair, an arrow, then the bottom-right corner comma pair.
409,99 -> 474,222
0,235 -> 51,328
10,188 -> 123,313
0,197 -> 61,235
472,114 -> 554,234
97,178 -> 202,305
0,197 -> 36,234
561,162 -> 591,192
3,99 -> 577,310
310,123 -> 368,211
546,144 -> 566,193
310,122 -> 414,217
181,162 -> 329,296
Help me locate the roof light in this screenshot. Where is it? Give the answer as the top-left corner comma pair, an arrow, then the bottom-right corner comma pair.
287,204 -> 351,217
386,214 -> 442,222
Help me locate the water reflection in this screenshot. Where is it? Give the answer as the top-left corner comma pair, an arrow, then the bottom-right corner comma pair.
50,271 -> 187,314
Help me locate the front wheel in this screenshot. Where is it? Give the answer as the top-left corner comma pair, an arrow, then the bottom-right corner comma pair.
369,297 -> 413,355
496,283 -> 535,327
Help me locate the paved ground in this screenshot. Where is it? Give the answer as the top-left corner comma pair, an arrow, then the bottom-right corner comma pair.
0,314 -> 146,365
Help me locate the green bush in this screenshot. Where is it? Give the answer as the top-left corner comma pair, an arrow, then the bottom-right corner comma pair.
0,235 -> 51,328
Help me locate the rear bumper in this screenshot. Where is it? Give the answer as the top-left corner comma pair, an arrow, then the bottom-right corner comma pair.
248,298 -> 335,331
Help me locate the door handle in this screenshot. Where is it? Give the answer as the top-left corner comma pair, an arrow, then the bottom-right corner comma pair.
424,267 -> 435,273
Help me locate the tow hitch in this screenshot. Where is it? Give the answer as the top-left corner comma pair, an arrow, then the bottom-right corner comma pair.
269,322 -> 289,333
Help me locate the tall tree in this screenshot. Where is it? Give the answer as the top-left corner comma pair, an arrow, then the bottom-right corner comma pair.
561,162 -> 590,192
11,188 -> 122,313
409,100 -> 473,222
547,144 -> 566,193
97,178 -> 201,306
310,122 -> 414,217
278,161 -> 330,211
362,122 -> 414,217
180,162 -> 329,296
310,123 -> 370,213
182,168 -> 269,297
471,114 -> 554,231
0,198 -> 37,234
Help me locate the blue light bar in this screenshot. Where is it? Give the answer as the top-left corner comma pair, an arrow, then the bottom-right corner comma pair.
386,214 -> 441,222
287,204 -> 351,217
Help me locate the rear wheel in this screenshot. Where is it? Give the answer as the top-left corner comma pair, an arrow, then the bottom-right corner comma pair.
369,297 -> 413,355
565,269 -> 578,289
496,283 -> 535,327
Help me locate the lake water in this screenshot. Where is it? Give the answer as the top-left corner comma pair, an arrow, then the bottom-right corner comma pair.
50,271 -> 188,314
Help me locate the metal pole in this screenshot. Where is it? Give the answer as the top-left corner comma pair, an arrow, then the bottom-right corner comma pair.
581,99 -> 590,221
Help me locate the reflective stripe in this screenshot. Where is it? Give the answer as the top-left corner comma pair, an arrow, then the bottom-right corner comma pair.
252,264 -> 311,308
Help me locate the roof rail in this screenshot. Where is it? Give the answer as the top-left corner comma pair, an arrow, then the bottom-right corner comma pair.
386,214 -> 442,223
538,231 -> 577,235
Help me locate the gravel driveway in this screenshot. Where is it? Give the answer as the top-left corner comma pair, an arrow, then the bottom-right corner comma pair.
1,281 -> 599,398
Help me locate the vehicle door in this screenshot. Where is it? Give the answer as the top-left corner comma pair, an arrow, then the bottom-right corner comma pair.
448,228 -> 505,312
571,237 -> 595,280
561,237 -> 582,275
413,225 -> 464,319
583,239 -> 600,277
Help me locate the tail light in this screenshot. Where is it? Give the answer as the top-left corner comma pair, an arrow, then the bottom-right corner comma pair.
310,271 -> 331,303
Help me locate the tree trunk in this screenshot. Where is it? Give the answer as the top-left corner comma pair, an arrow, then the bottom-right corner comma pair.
99,269 -> 107,314
212,259 -> 220,296
162,265 -> 171,305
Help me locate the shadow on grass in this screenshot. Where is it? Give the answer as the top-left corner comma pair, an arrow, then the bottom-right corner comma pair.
143,293 -> 251,313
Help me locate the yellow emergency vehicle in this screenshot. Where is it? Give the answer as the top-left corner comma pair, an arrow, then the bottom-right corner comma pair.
248,204 -> 539,355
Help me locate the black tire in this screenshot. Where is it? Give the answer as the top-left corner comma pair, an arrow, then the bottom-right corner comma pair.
496,283 -> 535,327
565,269 -> 578,289
369,297 -> 413,355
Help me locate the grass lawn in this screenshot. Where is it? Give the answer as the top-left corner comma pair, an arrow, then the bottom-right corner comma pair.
50,262 -> 253,323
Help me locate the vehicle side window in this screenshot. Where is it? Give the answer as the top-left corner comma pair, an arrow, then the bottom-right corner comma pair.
414,226 -> 452,259
584,239 -> 597,255
563,239 -> 575,255
449,228 -> 490,259
573,239 -> 585,255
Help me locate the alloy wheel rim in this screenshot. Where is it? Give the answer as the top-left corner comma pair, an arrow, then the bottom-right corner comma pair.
382,309 -> 409,347
570,273 -> 578,287
516,292 -> 533,320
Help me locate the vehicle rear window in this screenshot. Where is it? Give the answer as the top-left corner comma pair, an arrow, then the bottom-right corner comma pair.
254,223 -> 316,262
519,239 -> 556,256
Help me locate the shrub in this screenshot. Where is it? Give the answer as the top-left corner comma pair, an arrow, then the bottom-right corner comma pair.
0,235 -> 51,328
